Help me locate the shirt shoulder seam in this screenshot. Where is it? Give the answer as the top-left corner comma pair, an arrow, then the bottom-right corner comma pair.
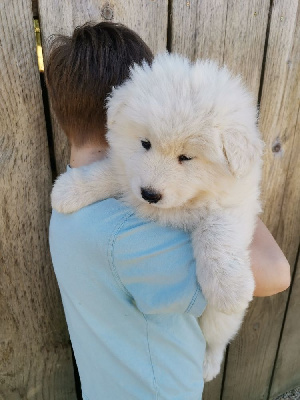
107,210 -> 135,297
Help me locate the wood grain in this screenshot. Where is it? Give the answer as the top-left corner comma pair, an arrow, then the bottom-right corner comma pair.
268,6 -> 300,393
222,1 -> 300,399
270,253 -> 300,399
38,0 -> 168,174
0,0 -> 76,399
170,0 -> 270,97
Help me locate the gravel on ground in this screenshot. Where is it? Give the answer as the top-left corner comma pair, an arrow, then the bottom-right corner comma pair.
275,387 -> 300,400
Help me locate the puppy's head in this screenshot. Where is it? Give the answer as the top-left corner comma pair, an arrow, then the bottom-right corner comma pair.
106,53 -> 263,210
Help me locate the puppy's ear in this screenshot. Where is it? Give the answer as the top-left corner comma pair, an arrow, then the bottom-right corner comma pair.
221,127 -> 264,178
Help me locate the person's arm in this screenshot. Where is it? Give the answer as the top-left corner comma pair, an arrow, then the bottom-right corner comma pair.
251,218 -> 290,297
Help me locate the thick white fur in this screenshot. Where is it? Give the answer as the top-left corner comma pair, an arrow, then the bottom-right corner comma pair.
51,53 -> 263,382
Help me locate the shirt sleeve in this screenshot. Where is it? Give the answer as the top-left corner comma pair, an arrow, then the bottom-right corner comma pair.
110,213 -> 206,317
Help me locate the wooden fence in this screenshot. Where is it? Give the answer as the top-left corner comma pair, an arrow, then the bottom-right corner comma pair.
0,0 -> 299,399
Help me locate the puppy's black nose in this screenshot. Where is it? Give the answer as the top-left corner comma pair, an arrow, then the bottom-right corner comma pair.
141,187 -> 162,204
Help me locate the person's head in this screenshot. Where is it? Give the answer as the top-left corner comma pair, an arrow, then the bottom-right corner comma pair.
45,22 -> 153,148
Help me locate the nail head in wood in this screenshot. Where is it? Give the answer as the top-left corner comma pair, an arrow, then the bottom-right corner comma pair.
101,6 -> 114,20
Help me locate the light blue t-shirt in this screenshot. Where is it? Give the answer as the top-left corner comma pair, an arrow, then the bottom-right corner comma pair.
49,198 -> 206,400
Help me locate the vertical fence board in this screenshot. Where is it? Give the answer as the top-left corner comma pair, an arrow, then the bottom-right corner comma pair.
38,0 -> 168,174
170,1 -> 270,399
268,7 -> 300,392
0,0 -> 76,399
222,1 -> 300,399
170,0 -> 227,63
270,253 -> 300,399
171,0 -> 270,97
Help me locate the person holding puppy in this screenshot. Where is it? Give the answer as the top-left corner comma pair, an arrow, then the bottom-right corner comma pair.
47,22 -> 290,400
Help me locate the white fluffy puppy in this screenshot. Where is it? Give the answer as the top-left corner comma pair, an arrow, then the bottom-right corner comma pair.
52,53 -> 263,382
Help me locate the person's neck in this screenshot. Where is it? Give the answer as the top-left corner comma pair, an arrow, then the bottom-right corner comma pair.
70,143 -> 108,168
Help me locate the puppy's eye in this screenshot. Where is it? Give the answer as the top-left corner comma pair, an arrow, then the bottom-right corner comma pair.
178,155 -> 193,163
141,139 -> 151,151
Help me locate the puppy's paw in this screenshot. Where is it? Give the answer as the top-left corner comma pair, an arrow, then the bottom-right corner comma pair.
203,347 -> 223,382
51,170 -> 86,214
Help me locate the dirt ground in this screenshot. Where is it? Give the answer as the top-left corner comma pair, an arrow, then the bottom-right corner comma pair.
275,387 -> 300,400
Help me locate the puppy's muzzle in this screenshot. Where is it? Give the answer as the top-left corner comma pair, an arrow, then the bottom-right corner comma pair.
141,187 -> 162,204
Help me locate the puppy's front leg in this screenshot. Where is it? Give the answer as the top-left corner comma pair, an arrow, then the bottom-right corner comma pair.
51,158 -> 119,214
192,213 -> 255,314
200,305 -> 245,382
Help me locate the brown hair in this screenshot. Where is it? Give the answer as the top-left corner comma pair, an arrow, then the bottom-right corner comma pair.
45,22 -> 153,147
